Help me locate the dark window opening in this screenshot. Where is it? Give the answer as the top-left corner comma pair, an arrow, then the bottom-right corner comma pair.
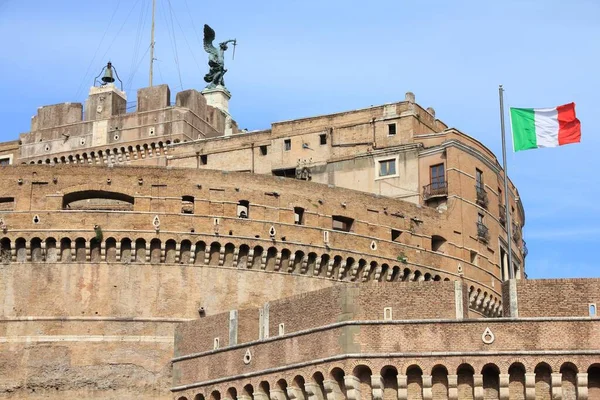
272,168 -> 296,178
182,195 -> 194,214
260,145 -> 268,156
332,215 -> 354,232
379,159 -> 396,177
294,207 -> 305,225
388,123 -> 397,136
470,250 -> 478,264
284,139 -> 291,151
237,200 -> 249,218
391,229 -> 402,242
476,168 -> 484,189
430,163 -> 445,188
0,158 -> 10,166
62,190 -> 134,211
319,134 -> 327,145
431,235 -> 446,252
200,154 -> 208,165
0,197 -> 15,211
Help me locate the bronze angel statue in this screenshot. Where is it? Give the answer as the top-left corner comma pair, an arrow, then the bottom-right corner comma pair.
203,24 -> 236,89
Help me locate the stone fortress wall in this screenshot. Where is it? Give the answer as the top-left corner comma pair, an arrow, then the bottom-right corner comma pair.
0,82 -> 532,399
172,280 -> 600,400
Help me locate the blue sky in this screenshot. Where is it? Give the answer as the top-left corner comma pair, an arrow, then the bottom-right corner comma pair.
0,0 -> 598,278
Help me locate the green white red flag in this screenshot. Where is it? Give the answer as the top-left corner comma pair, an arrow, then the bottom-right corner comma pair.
509,103 -> 581,152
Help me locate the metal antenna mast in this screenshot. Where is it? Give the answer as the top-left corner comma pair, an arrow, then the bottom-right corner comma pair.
149,0 -> 156,87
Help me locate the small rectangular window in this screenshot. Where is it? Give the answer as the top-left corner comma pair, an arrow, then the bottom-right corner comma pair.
278,323 -> 285,336
379,159 -> 396,177
200,154 -> 208,165
0,158 -> 10,166
383,307 -> 393,321
388,123 -> 397,136
237,200 -> 249,218
590,303 -> 597,317
470,250 -> 478,265
213,337 -> 220,350
294,207 -> 305,225
260,145 -> 268,156
476,168 -> 484,189
430,163 -> 445,188
320,134 -> 327,145
332,215 -> 354,232
284,139 -> 291,151
391,229 -> 402,242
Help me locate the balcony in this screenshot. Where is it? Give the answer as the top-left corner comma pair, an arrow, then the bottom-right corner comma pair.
475,185 -> 488,208
423,181 -> 448,201
476,222 -> 489,243
499,204 -> 506,226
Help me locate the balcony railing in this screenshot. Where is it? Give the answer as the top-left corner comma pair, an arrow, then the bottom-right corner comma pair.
499,204 -> 506,226
423,181 -> 448,201
475,185 -> 489,208
476,222 -> 489,243
522,240 -> 528,258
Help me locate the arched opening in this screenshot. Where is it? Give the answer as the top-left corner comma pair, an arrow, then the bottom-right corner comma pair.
180,240 -> 192,264
406,365 -> 423,400
150,239 -> 161,263
353,365 -> 373,400
194,241 -> 206,265
560,362 -> 578,400
365,261 -> 377,281
223,243 -> 235,267
534,363 -> 552,400
318,254 -> 330,276
508,363 -> 526,400
424,273 -> 432,281
182,195 -> 194,214
30,237 -> 43,262
62,190 -> 134,211
75,237 -> 86,262
354,259 -> 367,281
311,372 -> 326,400
482,364 -> 500,400
165,239 -> 177,263
60,238 -> 71,261
381,366 -> 398,400
292,250 -> 304,273
252,246 -> 263,269
432,365 -> 449,400
331,255 -> 342,278
227,387 -> 238,400
413,269 -> 423,281
118,237 -> 131,263
330,368 -> 347,398
343,257 -> 355,280
280,248 -> 291,271
237,244 -> 249,268
0,238 -> 11,264
90,237 -> 101,262
589,364 -> 600,399
194,394 -> 205,400
209,390 -> 221,400
135,238 -> 146,263
390,266 -> 401,281
15,238 -> 26,262
208,242 -> 220,266
380,263 -> 389,281
306,252 -> 317,274
258,382 -> 270,400
402,267 -> 411,281
265,246 -> 277,271
457,364 -> 475,400
291,376 -> 307,400
102,237 -> 115,262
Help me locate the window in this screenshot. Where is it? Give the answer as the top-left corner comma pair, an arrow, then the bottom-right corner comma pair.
378,159 -> 396,177
332,215 -> 354,232
476,168 -> 484,189
284,139 -> 291,151
237,200 -> 249,218
278,323 -> 285,336
430,163 -> 445,189
590,304 -> 597,317
213,337 -> 220,350
470,250 -> 478,265
200,154 -> 208,165
383,307 -> 393,321
431,235 -> 446,252
181,196 -> 194,214
319,134 -> 327,145
260,145 -> 268,156
391,229 -> 402,242
0,157 -> 10,166
388,123 -> 397,136
294,207 -> 305,225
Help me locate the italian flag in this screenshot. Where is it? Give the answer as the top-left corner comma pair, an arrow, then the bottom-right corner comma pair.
510,103 -> 581,152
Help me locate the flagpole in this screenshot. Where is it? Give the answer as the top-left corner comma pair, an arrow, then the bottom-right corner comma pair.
499,85 -> 514,280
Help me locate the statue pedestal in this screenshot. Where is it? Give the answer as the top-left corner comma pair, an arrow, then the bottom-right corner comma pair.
202,86 -> 233,136
201,86 -> 231,115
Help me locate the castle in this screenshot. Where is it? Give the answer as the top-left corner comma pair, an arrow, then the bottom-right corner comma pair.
0,77 -> 597,399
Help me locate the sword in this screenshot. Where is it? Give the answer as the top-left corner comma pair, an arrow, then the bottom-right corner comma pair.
232,39 -> 237,60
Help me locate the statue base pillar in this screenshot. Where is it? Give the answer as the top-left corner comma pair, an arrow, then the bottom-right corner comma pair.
201,85 -> 231,115
202,86 -> 233,136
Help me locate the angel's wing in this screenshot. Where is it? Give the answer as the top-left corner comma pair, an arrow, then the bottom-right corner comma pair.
203,24 -> 218,57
